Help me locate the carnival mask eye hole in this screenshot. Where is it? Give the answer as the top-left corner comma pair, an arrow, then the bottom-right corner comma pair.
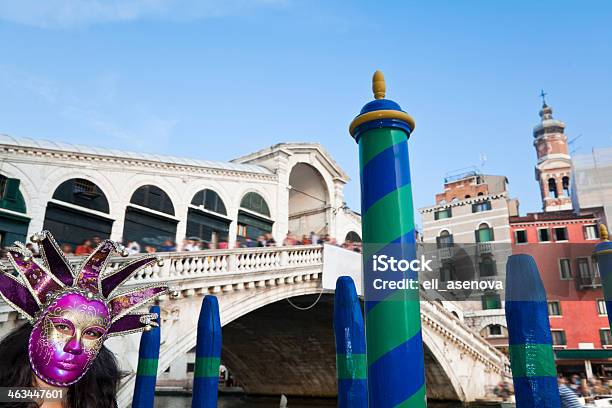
83,328 -> 104,340
52,321 -> 73,336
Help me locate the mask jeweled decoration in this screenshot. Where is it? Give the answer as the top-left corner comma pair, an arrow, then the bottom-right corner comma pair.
0,231 -> 168,387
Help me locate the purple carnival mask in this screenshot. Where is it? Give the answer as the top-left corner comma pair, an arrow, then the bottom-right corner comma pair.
30,292 -> 110,385
0,232 -> 168,387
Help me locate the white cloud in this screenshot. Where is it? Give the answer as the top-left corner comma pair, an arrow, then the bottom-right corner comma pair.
62,103 -> 179,150
1,66 -> 179,150
0,0 -> 288,28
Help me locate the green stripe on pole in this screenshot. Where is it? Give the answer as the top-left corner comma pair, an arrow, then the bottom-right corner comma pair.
136,358 -> 159,377
365,291 -> 421,363
194,357 -> 221,378
393,385 -> 427,408
362,184 -> 414,243
359,128 -> 407,170
509,344 -> 557,377
336,353 -> 367,380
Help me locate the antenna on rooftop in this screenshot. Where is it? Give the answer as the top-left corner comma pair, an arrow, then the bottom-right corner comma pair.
569,134 -> 582,156
479,153 -> 487,170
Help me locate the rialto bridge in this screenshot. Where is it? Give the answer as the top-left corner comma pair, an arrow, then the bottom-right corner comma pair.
0,134 -> 362,249
0,134 -> 510,405
0,245 -> 510,406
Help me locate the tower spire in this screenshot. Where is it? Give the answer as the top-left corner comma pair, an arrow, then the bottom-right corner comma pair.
539,89 -> 548,107
539,90 -> 553,121
532,92 -> 572,212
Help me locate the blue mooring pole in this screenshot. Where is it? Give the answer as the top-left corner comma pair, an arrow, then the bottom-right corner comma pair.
505,254 -> 560,408
191,295 -> 222,408
334,276 -> 367,408
132,305 -> 161,408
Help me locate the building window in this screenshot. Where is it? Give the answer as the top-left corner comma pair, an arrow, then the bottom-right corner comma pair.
481,293 -> 501,310
554,227 -> 568,241
187,363 -> 195,373
73,179 -> 97,195
436,230 -> 454,248
548,301 -> 562,316
584,225 -> 599,240
479,256 -> 497,277
562,176 -> 570,196
475,223 -> 494,243
548,178 -> 558,198
559,259 -> 572,280
472,201 -> 492,213
440,262 -> 455,282
191,189 -> 227,215
538,228 -> 550,242
53,178 -> 110,213
577,258 -> 591,278
551,330 -> 567,346
240,192 -> 271,217
487,324 -> 503,337
597,299 -> 607,315
600,329 -> 612,346
434,208 -> 452,220
130,185 -> 175,215
514,230 -> 527,244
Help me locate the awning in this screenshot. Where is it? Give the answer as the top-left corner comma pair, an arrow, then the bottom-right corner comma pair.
555,349 -> 612,360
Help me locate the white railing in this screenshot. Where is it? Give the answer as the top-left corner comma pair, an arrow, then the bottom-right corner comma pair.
476,242 -> 493,256
105,245 -> 324,284
0,245 -> 324,286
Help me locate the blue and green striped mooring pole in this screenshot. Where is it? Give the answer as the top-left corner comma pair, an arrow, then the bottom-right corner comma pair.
191,295 -> 222,408
505,254 -> 560,408
350,71 -> 426,407
594,225 -> 612,328
132,305 -> 161,408
334,276 -> 367,408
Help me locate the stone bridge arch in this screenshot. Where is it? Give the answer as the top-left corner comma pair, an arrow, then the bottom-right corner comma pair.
118,289 -> 506,406
91,246 -> 507,407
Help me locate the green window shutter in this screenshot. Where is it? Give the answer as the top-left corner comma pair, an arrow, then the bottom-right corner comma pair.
477,228 -> 494,242
4,179 -> 20,201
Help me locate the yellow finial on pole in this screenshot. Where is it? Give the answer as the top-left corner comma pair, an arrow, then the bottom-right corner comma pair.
601,224 -> 609,241
373,70 -> 386,99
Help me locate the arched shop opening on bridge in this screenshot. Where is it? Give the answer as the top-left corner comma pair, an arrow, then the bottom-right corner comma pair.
186,189 -> 231,246
122,185 -> 178,251
288,163 -> 330,238
43,178 -> 112,247
0,174 -> 30,246
236,192 -> 273,244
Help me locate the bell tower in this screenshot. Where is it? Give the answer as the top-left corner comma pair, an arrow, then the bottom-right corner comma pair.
533,95 -> 573,212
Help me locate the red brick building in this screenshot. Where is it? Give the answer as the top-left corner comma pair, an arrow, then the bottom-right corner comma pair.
509,101 -> 609,378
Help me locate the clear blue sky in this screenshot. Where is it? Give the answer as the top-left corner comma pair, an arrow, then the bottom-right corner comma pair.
0,1 -> 610,226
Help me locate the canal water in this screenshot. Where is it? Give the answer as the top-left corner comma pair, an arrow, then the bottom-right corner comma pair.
155,395 -> 466,407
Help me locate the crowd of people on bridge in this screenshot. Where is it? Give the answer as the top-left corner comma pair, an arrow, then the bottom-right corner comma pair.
0,230 -> 362,260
